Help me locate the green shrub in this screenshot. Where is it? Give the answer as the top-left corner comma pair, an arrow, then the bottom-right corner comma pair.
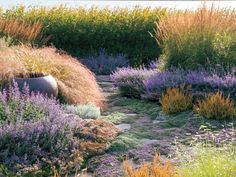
160,84 -> 192,114
64,104 -> 101,119
2,6 -> 166,66
194,91 -> 236,119
154,5 -> 236,69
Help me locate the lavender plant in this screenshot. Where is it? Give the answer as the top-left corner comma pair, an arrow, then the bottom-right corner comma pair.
82,49 -> 129,75
0,82 -> 81,175
143,67 -> 236,101
111,67 -> 157,98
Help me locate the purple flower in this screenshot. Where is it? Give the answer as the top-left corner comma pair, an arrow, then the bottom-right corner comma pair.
82,49 -> 129,74
110,67 -> 157,98
143,67 -> 236,100
0,82 -> 81,175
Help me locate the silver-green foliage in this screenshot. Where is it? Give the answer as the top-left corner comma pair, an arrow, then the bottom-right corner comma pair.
64,104 -> 101,119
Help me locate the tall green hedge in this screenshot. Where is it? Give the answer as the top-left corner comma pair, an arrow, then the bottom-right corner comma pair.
2,6 -> 166,66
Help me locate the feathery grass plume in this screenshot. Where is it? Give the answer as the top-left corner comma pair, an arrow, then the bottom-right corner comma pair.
194,91 -> 236,119
0,18 -> 42,41
0,45 -> 106,109
123,153 -> 178,177
154,4 -> 236,69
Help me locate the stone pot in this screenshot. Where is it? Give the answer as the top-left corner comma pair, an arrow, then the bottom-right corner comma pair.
14,74 -> 58,97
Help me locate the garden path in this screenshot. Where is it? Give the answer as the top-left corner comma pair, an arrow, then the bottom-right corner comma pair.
84,75 -> 200,176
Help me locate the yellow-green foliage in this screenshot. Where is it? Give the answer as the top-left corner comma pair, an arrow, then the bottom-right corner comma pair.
1,6 -> 166,66
160,84 -> 192,114
194,91 -> 236,119
123,154 -> 178,177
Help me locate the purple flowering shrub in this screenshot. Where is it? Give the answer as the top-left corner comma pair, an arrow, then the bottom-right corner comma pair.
82,50 -> 129,75
143,68 -> 236,101
110,67 -> 157,98
0,82 -> 81,175
143,68 -> 186,100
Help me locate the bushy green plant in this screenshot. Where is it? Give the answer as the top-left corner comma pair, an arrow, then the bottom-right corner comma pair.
194,91 -> 236,119
155,5 -> 236,69
1,6 -> 166,66
64,104 -> 101,119
160,84 -> 193,114
178,145 -> 236,177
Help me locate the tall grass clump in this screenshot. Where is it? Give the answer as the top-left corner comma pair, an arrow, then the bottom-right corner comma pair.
2,6 -> 166,65
0,45 -> 106,109
0,18 -> 42,42
154,5 -> 236,69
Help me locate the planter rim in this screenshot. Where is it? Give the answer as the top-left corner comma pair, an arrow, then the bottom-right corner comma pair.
14,74 -> 53,80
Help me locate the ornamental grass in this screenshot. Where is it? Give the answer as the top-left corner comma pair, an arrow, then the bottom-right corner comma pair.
0,45 -> 106,109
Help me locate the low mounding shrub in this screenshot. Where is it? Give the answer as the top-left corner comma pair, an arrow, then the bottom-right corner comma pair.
0,82 -> 82,175
143,68 -> 185,100
2,6 -> 166,66
123,153 -> 178,177
82,49 -> 129,75
143,67 -> 236,101
194,91 -> 236,119
154,5 -> 236,69
111,67 -> 156,98
64,104 -> 101,119
160,84 -> 192,114
0,45 -> 106,109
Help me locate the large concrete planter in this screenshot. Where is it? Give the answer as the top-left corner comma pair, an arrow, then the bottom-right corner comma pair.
14,74 -> 58,97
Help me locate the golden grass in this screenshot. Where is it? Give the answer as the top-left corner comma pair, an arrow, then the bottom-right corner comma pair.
0,18 -> 42,41
155,5 -> 236,45
123,154 -> 178,177
0,45 -> 106,109
153,4 -> 236,69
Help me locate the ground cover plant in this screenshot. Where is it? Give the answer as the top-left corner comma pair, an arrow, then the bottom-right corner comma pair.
154,5 -> 236,70
1,6 -> 166,65
64,104 -> 101,119
0,45 -> 106,109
